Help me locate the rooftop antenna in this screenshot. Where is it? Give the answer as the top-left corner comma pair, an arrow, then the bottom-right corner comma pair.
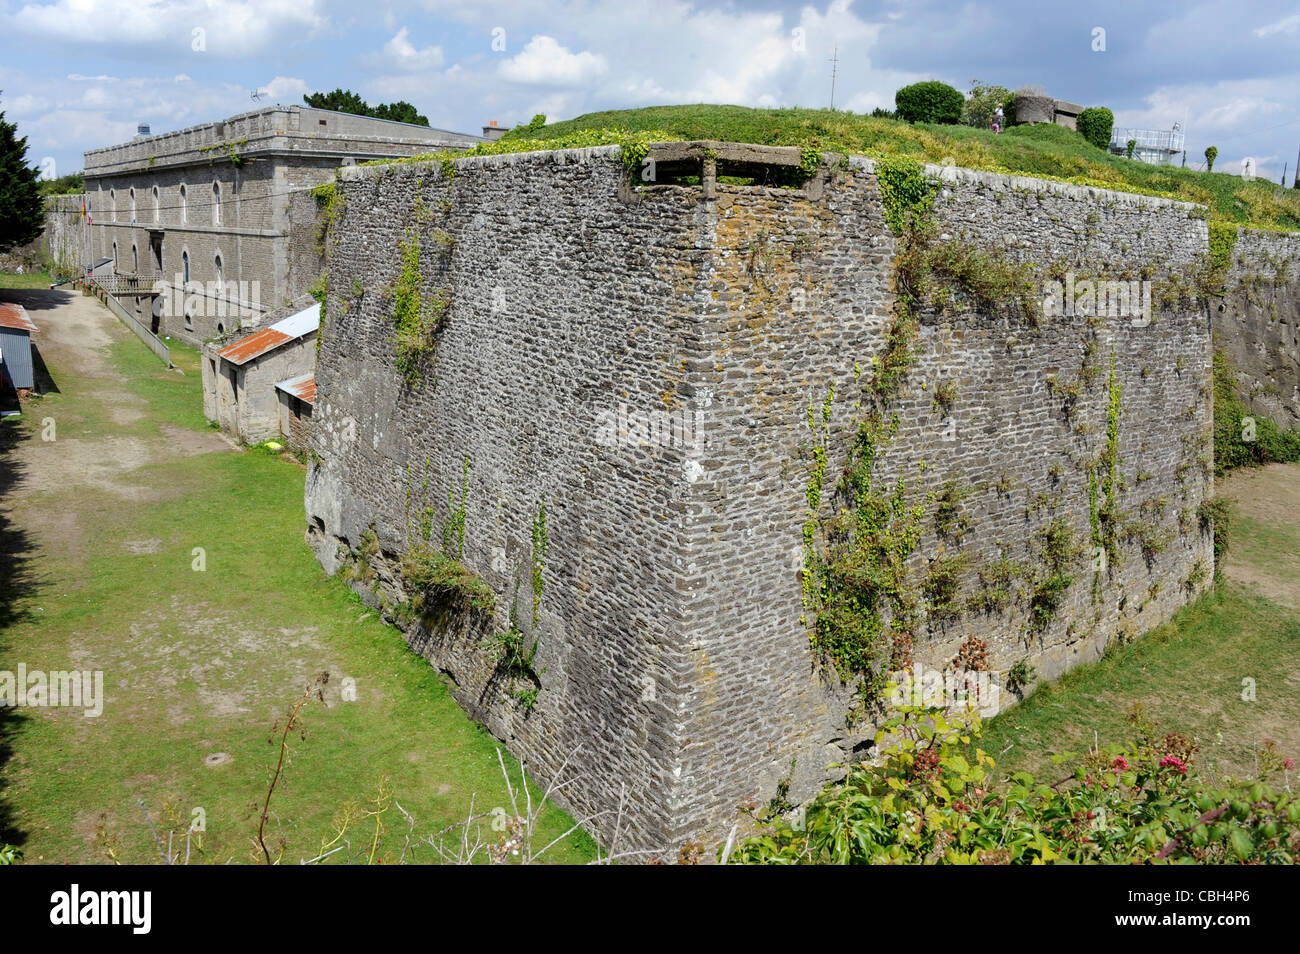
250,88 -> 266,102
829,46 -> 839,110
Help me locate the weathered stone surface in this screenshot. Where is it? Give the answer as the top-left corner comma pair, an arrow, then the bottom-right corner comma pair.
305,145 -> 1221,853
1216,228 -> 1300,428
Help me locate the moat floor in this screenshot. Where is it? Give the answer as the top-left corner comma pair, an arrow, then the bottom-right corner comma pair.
0,284 -> 593,864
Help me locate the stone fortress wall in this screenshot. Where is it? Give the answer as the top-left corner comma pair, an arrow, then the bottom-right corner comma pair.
299,142 -> 1263,850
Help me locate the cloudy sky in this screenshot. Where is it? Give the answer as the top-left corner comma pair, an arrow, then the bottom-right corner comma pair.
3,0 -> 1300,183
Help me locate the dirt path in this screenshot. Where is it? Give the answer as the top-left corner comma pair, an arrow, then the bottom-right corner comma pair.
1216,462 -> 1300,610
1,288 -> 231,509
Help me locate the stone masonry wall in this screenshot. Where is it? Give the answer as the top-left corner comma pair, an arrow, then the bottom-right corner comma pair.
306,146 -> 1218,852
1216,227 -> 1300,429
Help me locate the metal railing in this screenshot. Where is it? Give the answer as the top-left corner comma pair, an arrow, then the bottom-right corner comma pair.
94,273 -> 159,295
1110,127 -> 1185,153
85,275 -> 171,367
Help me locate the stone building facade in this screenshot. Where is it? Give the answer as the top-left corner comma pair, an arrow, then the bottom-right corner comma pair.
49,105 -> 480,347
302,142 -> 1226,851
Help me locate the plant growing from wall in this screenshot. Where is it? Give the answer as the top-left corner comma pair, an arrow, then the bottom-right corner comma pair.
1006,659 -> 1036,693
530,499 -> 547,630
442,455 -> 468,558
399,546 -> 496,618
1029,517 -> 1081,629
391,230 -> 450,386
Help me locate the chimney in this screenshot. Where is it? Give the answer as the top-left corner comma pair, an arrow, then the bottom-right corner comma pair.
481,120 -> 510,141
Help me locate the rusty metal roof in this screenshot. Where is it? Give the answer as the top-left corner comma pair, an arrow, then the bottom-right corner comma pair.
274,373 -> 316,405
0,303 -> 37,334
217,302 -> 320,366
219,326 -> 291,364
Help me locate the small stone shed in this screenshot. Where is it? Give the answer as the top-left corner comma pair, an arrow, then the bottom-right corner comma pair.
274,372 -> 315,450
201,296 -> 319,444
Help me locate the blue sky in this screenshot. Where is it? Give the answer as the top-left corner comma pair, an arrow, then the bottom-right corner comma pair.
3,0 -> 1300,183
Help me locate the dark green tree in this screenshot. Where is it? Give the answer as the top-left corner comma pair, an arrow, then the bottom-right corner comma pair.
303,89 -> 430,127
0,97 -> 44,253
1205,145 -> 1218,172
303,88 -> 370,115
370,101 -> 430,126
38,171 -> 83,196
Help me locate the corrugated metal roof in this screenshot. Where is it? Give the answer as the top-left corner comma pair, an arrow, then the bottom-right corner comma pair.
275,373 -> 316,405
0,303 -> 37,334
217,301 -> 320,366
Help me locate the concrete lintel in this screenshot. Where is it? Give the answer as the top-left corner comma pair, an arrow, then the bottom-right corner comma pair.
647,140 -> 804,166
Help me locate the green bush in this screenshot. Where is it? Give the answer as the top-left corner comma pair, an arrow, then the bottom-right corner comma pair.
894,81 -> 964,125
727,705 -> 1300,864
1076,107 -> 1114,151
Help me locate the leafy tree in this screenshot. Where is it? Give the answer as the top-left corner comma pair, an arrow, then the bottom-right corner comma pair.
370,100 -> 430,127
38,171 -> 84,196
894,81 -> 964,125
1205,145 -> 1218,172
961,79 -> 1011,129
303,89 -> 430,127
303,88 -> 369,116
0,97 -> 44,253
1076,106 -> 1114,151
1126,139 -> 1137,160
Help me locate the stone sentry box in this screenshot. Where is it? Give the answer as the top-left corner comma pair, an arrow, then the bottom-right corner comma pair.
305,141 -> 1215,852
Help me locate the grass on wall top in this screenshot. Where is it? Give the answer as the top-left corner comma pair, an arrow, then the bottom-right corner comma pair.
491,104 -> 1300,233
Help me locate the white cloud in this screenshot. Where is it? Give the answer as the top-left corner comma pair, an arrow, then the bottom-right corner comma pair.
499,35 -> 607,86
1255,13 -> 1300,38
8,0 -> 328,56
379,26 -> 445,71
263,76 -> 311,103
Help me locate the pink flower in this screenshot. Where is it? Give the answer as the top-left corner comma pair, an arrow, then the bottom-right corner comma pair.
1285,758 -> 1296,771
1111,756 -> 1130,771
1159,755 -> 1188,775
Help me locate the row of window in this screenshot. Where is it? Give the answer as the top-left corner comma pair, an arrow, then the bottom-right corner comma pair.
110,240 -> 222,284
102,181 -> 225,226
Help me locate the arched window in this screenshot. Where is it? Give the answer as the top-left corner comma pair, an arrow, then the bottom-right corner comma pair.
112,241 -> 118,270
214,253 -> 224,288
179,184 -> 187,224
152,185 -> 160,223
132,244 -> 138,274
212,181 -> 221,225
182,250 -> 189,283
129,187 -> 136,224
109,189 -> 116,222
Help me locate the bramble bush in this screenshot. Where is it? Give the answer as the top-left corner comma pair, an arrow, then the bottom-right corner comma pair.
726,704 -> 1297,864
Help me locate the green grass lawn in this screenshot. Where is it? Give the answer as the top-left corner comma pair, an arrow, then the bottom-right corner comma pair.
0,270 -> 53,290
0,315 -> 595,864
497,105 -> 1300,231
